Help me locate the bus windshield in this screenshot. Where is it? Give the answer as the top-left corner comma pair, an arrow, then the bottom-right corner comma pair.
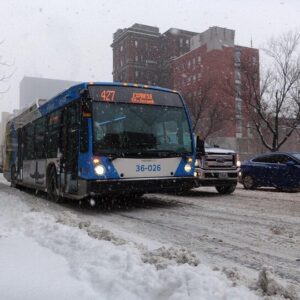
92,102 -> 192,157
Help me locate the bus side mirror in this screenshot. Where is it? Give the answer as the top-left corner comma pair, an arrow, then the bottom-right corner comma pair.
196,136 -> 205,156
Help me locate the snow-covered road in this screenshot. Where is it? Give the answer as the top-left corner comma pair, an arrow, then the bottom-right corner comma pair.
0,175 -> 299,299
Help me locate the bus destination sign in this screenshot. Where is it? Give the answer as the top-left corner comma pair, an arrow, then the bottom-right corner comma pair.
88,85 -> 183,107
131,93 -> 154,104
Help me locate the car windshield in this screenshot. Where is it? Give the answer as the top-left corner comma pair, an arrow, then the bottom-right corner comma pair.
92,102 -> 192,157
291,153 -> 300,161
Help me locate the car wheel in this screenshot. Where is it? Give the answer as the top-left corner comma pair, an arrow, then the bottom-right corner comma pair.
243,175 -> 255,190
47,167 -> 62,203
215,185 -> 236,194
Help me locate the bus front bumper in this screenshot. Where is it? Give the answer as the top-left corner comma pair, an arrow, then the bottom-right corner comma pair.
82,177 -> 197,197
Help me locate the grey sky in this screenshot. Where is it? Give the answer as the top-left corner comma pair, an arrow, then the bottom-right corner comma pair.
0,0 -> 299,115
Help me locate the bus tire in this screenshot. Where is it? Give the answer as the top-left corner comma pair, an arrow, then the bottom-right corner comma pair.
11,165 -> 18,188
47,166 -> 61,203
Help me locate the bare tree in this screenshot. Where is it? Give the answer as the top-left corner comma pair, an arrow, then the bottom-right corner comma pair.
185,79 -> 230,139
0,41 -> 13,93
241,30 -> 300,152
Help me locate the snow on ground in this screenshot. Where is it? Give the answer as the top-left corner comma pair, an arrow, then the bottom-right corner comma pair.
0,176 -> 258,300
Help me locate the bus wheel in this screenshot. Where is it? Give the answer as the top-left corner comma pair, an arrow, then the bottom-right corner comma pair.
47,167 -> 61,203
11,166 -> 18,188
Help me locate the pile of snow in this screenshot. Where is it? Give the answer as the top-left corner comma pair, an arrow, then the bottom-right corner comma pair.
141,246 -> 200,270
0,183 -> 259,299
256,267 -> 299,300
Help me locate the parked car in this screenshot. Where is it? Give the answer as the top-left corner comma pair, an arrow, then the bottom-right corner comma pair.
240,152 -> 300,191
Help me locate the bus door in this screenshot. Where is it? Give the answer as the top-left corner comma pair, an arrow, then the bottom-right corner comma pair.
22,123 -> 36,185
35,117 -> 47,187
17,128 -> 23,181
61,103 -> 79,194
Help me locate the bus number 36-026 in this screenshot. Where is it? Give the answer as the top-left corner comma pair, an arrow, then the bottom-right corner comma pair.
136,164 -> 161,172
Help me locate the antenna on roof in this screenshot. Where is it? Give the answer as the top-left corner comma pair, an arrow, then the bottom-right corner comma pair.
250,36 -> 253,48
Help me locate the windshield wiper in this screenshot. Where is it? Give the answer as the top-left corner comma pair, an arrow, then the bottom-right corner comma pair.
98,150 -> 189,160
140,149 -> 182,157
109,151 -> 144,160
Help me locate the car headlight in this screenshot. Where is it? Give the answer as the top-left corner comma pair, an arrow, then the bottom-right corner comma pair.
94,164 -> 106,176
236,154 -> 241,167
194,159 -> 201,167
184,163 -> 192,173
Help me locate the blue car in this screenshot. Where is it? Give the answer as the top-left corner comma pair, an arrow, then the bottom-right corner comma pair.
240,152 -> 300,191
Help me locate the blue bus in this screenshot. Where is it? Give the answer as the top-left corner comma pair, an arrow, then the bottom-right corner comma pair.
3,82 -> 196,202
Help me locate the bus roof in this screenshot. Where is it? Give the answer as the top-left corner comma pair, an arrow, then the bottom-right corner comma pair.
51,81 -> 178,97
38,82 -> 180,116
9,82 -> 182,128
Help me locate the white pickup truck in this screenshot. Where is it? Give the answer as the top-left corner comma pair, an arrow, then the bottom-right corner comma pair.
194,138 -> 240,194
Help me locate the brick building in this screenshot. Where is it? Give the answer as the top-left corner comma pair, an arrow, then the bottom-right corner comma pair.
111,24 -> 197,86
111,24 -> 259,155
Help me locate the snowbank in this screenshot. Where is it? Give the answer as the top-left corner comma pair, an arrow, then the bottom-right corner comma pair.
0,184 -> 259,300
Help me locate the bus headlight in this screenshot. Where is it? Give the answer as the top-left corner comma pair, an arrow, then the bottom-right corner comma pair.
94,164 -> 106,176
184,164 -> 192,173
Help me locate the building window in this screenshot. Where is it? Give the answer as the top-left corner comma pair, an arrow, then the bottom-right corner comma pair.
186,39 -> 189,45
236,85 -> 241,98
235,50 -> 241,63
236,119 -> 243,138
135,71 -> 139,78
193,75 -> 196,82
236,100 -> 242,115
197,73 -> 201,80
180,38 -> 183,47
247,124 -> 253,138
187,60 -> 191,68
192,58 -> 196,65
235,70 -> 241,83
198,56 -> 201,63
135,40 -> 138,47
120,59 -> 123,67
135,56 -> 138,62
120,45 -> 123,52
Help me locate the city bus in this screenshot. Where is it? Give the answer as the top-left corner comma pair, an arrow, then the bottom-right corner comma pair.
3,82 -> 196,202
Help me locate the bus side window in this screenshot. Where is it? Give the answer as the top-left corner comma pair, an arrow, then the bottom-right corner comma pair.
66,103 -> 79,178
35,117 -> 46,159
80,114 -> 89,153
23,123 -> 35,160
68,104 -> 79,149
46,110 -> 62,158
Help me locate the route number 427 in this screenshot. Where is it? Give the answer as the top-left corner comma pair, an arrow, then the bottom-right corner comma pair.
100,90 -> 115,102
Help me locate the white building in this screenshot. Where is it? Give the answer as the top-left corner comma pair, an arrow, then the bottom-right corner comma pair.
20,76 -> 79,109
